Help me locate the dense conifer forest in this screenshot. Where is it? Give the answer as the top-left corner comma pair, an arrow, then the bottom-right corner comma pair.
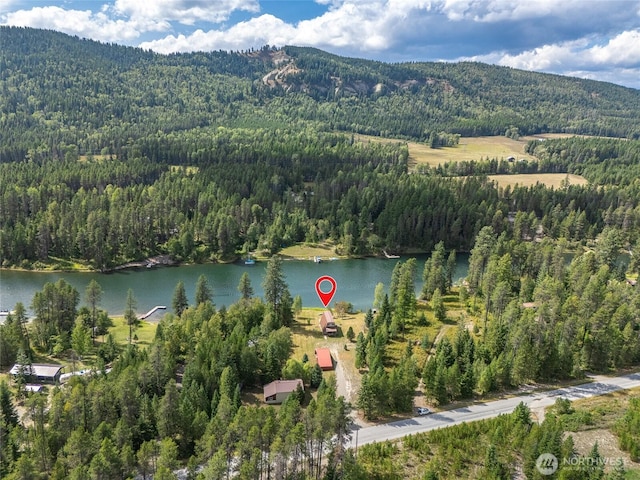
2,27 -> 640,269
2,26 -> 640,479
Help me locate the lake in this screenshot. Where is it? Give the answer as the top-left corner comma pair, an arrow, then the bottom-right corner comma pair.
0,254 -> 469,317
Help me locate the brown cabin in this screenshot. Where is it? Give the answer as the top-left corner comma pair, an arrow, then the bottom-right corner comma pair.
319,310 -> 338,336
263,379 -> 304,404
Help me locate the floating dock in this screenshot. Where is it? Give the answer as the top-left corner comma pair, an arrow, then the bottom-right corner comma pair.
138,305 -> 167,320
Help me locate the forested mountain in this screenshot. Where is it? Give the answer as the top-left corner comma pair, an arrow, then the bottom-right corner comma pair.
2,27 -> 640,269
2,26 -> 640,164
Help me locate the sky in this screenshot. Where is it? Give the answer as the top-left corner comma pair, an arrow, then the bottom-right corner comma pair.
1,0 -> 640,89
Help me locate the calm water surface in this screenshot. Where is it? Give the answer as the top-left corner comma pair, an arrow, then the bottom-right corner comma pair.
0,255 -> 469,316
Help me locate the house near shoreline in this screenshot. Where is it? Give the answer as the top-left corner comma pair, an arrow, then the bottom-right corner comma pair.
319,310 -> 338,336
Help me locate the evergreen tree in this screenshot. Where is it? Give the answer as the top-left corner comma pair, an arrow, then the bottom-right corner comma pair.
172,281 -> 189,317
262,256 -> 292,329
0,380 -> 18,428
237,272 -> 254,300
85,279 -> 102,343
355,332 -> 367,369
71,318 -> 91,366
346,326 -> 355,342
195,274 -> 213,305
422,242 -> 447,300
310,363 -> 323,388
124,288 -> 138,345
431,288 -> 446,323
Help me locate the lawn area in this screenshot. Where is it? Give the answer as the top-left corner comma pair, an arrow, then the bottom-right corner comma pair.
108,316 -> 157,348
273,241 -> 344,261
488,173 -> 588,189
291,308 -> 364,403
290,308 -> 363,364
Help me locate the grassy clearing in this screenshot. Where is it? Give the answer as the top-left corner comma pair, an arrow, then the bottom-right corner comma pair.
290,308 -> 364,402
354,133 -> 585,169
274,241 -> 343,261
408,136 -> 538,166
108,316 -> 157,348
290,309 -> 363,360
488,173 -> 589,189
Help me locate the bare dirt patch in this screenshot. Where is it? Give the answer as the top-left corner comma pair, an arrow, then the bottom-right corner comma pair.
568,428 -> 633,471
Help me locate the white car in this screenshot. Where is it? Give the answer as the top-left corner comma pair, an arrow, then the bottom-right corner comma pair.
416,407 -> 432,415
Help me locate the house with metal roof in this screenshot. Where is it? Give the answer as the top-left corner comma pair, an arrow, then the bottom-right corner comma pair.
263,379 -> 304,404
314,348 -> 334,370
319,310 -> 338,336
10,363 -> 63,384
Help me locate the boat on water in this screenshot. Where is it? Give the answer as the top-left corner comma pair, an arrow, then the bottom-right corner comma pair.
244,255 -> 256,265
313,256 -> 323,263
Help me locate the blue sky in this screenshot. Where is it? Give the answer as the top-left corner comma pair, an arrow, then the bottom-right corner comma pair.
2,0 -> 640,89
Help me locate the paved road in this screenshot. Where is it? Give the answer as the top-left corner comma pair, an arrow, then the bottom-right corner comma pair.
349,373 -> 640,448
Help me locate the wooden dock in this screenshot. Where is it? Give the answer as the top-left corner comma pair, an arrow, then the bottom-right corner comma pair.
138,305 -> 167,320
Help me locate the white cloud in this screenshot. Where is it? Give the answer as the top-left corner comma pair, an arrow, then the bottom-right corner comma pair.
494,30 -> 640,71
438,0 -> 592,22
1,6 -> 159,41
113,0 -> 259,26
140,14 -> 296,53
0,1 -> 261,43
495,42 -> 585,71
141,0 -> 435,53
589,30 -> 640,67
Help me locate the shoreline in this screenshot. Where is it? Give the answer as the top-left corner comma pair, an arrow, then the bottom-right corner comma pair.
0,246 -> 480,274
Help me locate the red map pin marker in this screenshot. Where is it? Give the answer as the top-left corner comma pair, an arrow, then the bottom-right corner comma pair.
315,275 -> 337,308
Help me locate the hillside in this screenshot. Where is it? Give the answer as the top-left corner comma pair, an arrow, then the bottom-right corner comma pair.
1,26 -> 640,163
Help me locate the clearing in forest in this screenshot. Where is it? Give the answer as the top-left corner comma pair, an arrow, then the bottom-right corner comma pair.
354,133 -> 580,168
488,173 -> 589,189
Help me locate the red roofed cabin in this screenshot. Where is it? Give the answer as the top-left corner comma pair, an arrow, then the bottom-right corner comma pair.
315,348 -> 334,370
319,310 -> 338,336
263,379 -> 304,404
